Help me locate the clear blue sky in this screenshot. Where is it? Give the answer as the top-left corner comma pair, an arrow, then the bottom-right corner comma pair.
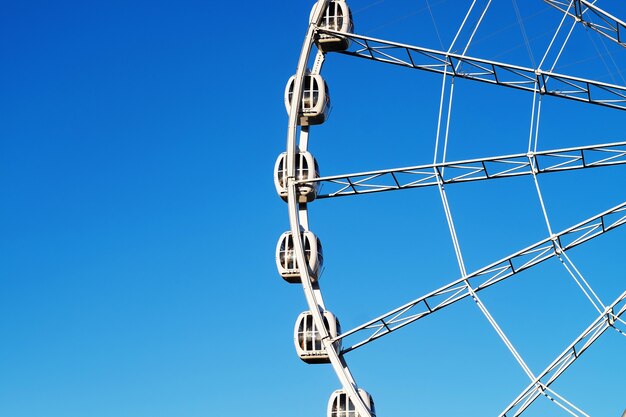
1,1 -> 625,416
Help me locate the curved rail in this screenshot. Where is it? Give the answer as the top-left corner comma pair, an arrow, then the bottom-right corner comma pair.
284,2 -> 373,416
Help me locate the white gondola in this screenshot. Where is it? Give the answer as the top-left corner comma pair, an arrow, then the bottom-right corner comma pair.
311,0 -> 354,52
328,389 -> 376,417
294,311 -> 341,363
274,151 -> 320,202
285,73 -> 330,126
276,230 -> 323,283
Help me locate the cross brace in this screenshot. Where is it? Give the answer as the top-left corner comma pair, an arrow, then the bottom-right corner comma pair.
304,141 -> 626,199
317,28 -> 626,110
500,290 -> 626,416
336,202 -> 626,353
545,0 -> 626,47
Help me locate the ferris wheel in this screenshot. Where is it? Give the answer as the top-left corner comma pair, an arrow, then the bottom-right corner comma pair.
275,1 -> 626,416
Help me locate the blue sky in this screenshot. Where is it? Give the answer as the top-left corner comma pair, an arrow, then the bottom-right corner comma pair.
1,1 -> 625,416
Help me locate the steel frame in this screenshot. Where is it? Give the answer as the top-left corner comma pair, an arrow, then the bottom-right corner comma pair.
336,202 -> 626,353
545,0 -> 626,48
500,290 -> 626,416
316,28 -> 626,110
282,3 -> 626,416
304,141 -> 626,198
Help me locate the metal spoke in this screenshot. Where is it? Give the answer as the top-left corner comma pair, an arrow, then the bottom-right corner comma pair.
499,290 -> 626,416
545,0 -> 626,48
282,2 -> 626,416
317,28 -> 626,110
336,202 -> 626,353
305,141 -> 626,198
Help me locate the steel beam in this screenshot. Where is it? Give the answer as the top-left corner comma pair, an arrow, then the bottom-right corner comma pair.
317,28 -> 626,110
545,0 -> 626,47
305,141 -> 626,199
500,290 -> 626,416
336,202 -> 626,353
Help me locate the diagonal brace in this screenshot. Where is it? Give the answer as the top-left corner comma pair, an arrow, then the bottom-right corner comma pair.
336,202 -> 626,353
317,28 -> 626,110
500,290 -> 626,416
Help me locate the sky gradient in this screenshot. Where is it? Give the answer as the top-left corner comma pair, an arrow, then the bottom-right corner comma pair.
1,1 -> 625,417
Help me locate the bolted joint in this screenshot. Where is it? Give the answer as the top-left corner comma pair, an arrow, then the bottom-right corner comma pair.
527,152 -> 538,174
551,235 -> 562,255
607,309 -> 616,326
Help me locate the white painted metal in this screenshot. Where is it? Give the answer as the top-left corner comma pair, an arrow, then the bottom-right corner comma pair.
282,1 -> 373,416
303,141 -> 626,198
545,0 -> 626,47
280,2 -> 625,416
318,28 -> 626,110
499,290 -> 626,416
335,202 -> 626,353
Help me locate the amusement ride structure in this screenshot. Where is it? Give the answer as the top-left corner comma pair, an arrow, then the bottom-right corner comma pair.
275,1 -> 626,416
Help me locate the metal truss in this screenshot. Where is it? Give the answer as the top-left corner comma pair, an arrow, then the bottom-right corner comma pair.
316,28 -> 626,110
545,0 -> 626,48
336,202 -> 626,353
500,290 -> 626,416
306,141 -> 626,199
